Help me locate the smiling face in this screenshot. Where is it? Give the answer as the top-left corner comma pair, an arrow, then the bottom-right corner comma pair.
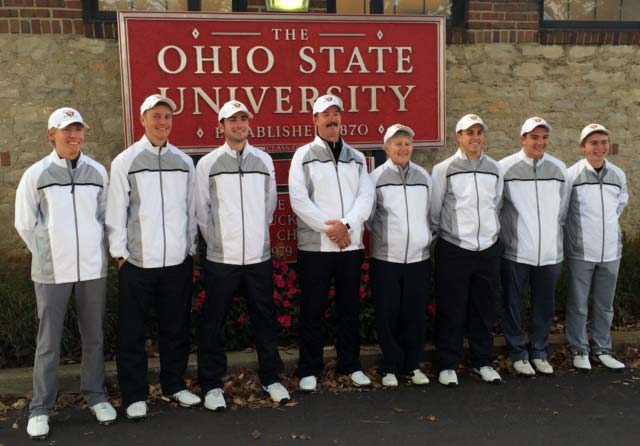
581,131 -> 609,169
456,124 -> 484,160
48,123 -> 85,160
385,133 -> 414,168
521,126 -> 549,160
140,103 -> 173,147
219,111 -> 251,150
314,105 -> 342,142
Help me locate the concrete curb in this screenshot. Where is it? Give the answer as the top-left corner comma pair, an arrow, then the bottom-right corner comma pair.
1,331 -> 639,396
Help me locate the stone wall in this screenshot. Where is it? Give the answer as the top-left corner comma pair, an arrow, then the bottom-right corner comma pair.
2,34 -> 639,268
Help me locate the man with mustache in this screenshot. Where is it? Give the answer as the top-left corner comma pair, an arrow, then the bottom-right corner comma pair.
288,94 -> 374,392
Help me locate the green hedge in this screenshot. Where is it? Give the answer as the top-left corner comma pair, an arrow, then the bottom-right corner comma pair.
1,237 -> 639,369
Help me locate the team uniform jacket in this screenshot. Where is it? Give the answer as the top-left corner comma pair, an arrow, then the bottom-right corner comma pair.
15,150 -> 109,284
564,159 -> 628,263
196,142 -> 276,265
289,136 -> 374,252
430,149 -> 502,252
368,159 -> 432,263
500,149 -> 568,266
106,135 -> 197,268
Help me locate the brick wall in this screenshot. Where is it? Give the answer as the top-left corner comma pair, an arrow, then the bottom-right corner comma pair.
0,0 -> 115,37
1,0 -> 640,43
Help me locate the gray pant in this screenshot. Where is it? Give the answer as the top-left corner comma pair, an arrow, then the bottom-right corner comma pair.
566,258 -> 620,355
29,277 -> 108,417
501,259 -> 563,361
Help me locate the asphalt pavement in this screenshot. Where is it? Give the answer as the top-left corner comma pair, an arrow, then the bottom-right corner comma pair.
1,367 -> 639,446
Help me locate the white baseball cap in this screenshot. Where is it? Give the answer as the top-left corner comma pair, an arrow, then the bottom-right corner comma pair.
313,94 -> 343,115
455,114 -> 487,133
383,124 -> 415,144
140,94 -> 177,115
520,117 -> 552,136
218,100 -> 253,123
48,107 -> 89,130
580,123 -> 609,144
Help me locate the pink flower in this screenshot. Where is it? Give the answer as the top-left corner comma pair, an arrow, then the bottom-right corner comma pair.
324,310 -> 331,319
328,289 -> 336,299
275,275 -> 285,288
362,262 -> 370,271
193,290 -> 207,310
273,292 -> 283,302
427,304 -> 437,316
362,274 -> 370,283
282,300 -> 292,309
237,315 -> 247,325
193,270 -> 201,278
287,287 -> 298,298
359,287 -> 367,300
272,260 -> 283,270
278,315 -> 292,328
281,263 -> 289,274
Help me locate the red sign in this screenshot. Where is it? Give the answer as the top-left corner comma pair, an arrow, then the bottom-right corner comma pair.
118,12 -> 445,154
270,193 -> 298,262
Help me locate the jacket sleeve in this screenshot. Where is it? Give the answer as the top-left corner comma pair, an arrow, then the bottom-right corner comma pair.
14,166 -> 39,253
105,156 -> 131,260
97,165 -> 109,225
558,164 -> 571,225
266,155 -> 277,225
186,156 -> 198,256
195,156 -> 212,246
429,163 -> 446,236
342,158 -> 374,232
617,170 -> 629,217
288,148 -> 331,232
365,170 -> 378,230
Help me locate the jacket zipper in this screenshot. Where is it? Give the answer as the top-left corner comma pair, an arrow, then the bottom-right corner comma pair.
473,169 -> 481,251
238,150 -> 246,265
67,160 -> 81,281
400,165 -> 410,263
329,143 -> 346,250
158,149 -> 167,267
533,160 -> 542,266
599,171 -> 605,263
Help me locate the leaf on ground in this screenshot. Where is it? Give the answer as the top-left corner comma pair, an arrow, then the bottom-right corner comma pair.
251,429 -> 262,439
291,433 -> 312,440
420,415 -> 438,423
11,399 -> 28,410
12,422 -> 19,429
233,397 -> 247,407
393,407 -> 414,413
284,400 -> 299,407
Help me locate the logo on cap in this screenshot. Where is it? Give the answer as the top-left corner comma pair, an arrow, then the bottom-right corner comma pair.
534,118 -> 542,123
232,102 -> 241,108
469,115 -> 478,120
590,124 -> 598,129
65,111 -> 75,117
324,96 -> 334,102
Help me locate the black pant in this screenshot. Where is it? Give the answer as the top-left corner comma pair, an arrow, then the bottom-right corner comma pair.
371,258 -> 431,375
296,250 -> 364,377
198,260 -> 283,392
116,257 -> 193,407
434,239 -> 501,371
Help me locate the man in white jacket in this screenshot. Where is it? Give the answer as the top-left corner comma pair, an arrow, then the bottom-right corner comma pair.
15,108 -> 115,439
431,114 -> 504,387
565,124 -> 628,371
106,94 -> 200,419
499,117 -> 568,377
289,94 -> 374,392
195,100 -> 289,410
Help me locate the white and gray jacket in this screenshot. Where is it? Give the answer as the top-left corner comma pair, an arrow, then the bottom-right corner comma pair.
289,136 -> 374,252
106,135 -> 197,268
565,159 -> 628,263
368,159 -> 432,264
15,150 -> 109,284
196,142 -> 276,265
431,149 -> 502,251
499,149 -> 568,266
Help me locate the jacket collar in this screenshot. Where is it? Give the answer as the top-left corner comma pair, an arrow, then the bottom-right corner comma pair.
384,157 -> 412,173
581,157 -> 607,174
221,141 -> 253,158
454,148 -> 484,161
48,149 -> 85,168
139,134 -> 170,155
518,148 -> 547,166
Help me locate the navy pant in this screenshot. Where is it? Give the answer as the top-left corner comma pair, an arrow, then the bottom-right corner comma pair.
501,259 -> 562,361
116,257 -> 193,407
434,239 -> 501,371
296,250 -> 364,377
371,258 -> 431,375
198,260 -> 283,392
